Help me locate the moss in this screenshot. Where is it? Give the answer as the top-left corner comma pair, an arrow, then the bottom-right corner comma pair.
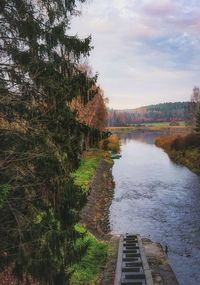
71,149 -> 112,192
70,224 -> 108,285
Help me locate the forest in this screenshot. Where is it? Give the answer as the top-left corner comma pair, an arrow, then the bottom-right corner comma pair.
108,102 -> 190,126
0,0 -> 108,284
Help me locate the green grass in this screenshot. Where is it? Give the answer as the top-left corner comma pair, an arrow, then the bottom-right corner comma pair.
71,150 -> 112,192
70,150 -> 112,284
108,122 -> 187,132
70,224 -> 108,285
143,122 -> 171,126
107,126 -> 137,132
133,121 -> 185,127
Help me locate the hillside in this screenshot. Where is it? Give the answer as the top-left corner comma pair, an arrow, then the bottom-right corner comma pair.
108,102 -> 190,126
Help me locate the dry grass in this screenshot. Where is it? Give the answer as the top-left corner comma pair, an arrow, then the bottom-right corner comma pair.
155,135 -> 178,151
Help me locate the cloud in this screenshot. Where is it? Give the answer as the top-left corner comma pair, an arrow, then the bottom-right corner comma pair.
70,0 -> 200,109
142,0 -> 175,16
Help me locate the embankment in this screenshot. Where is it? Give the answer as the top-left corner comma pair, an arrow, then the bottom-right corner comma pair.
70,150 -> 118,285
80,157 -> 120,285
81,159 -> 114,238
155,134 -> 200,175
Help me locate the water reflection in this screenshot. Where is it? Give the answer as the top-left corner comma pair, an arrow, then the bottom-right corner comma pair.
110,131 -> 200,285
115,130 -> 167,145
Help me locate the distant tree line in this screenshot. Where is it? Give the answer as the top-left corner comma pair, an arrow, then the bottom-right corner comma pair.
108,102 -> 190,126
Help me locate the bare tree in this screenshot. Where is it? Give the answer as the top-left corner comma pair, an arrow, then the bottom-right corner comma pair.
189,86 -> 200,126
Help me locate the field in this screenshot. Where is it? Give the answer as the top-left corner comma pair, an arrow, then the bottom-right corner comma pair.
136,121 -> 185,127
107,121 -> 191,133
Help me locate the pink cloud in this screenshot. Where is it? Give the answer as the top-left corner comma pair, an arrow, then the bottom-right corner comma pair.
166,12 -> 200,34
192,16 -> 200,32
143,1 -> 175,16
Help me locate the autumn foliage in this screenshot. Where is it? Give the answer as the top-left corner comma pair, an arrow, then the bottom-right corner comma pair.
155,134 -> 200,151
70,66 -> 108,132
99,134 -> 120,153
71,90 -> 107,131
155,135 -> 178,151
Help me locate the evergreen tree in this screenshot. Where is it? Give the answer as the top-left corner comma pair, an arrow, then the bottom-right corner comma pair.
0,0 -> 104,284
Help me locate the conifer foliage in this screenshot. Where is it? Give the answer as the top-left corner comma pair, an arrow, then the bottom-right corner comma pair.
0,0 -> 107,284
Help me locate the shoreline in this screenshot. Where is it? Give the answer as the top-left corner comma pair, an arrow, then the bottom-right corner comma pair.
80,157 -> 118,284
155,134 -> 200,175
108,126 -> 191,134
80,159 -> 114,239
161,148 -> 200,175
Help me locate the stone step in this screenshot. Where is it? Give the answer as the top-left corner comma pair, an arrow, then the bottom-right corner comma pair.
114,234 -> 154,285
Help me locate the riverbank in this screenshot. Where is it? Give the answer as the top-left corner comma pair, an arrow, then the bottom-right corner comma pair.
79,155 -> 122,285
80,158 -> 114,238
155,134 -> 200,175
108,125 -> 191,133
70,149 -> 116,284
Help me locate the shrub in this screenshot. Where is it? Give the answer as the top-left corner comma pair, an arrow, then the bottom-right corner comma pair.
155,133 -> 200,151
99,135 -> 120,153
155,135 -> 178,151
169,121 -> 180,126
170,136 -> 185,150
183,133 -> 200,149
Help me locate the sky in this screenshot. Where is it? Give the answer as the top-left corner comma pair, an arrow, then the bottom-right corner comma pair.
70,0 -> 200,109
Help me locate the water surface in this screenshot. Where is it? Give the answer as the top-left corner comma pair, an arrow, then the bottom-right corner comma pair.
110,131 -> 200,285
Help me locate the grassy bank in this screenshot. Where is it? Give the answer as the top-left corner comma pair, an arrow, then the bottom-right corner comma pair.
70,224 -> 108,285
72,149 -> 112,192
70,149 -> 113,284
155,134 -> 200,174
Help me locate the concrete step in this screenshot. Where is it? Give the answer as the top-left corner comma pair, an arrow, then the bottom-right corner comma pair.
114,234 -> 154,285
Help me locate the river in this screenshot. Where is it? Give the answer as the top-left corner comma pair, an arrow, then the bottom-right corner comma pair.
109,131 -> 200,285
